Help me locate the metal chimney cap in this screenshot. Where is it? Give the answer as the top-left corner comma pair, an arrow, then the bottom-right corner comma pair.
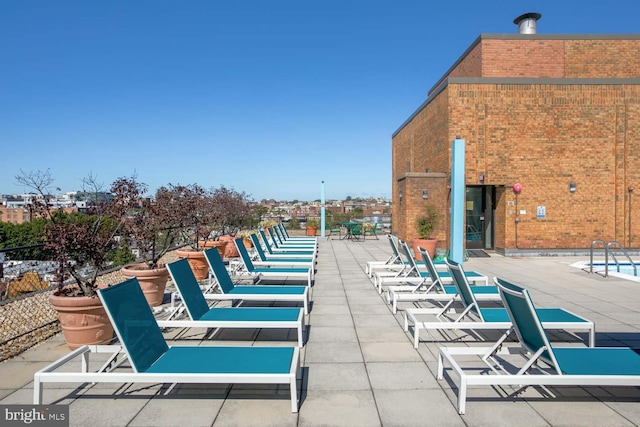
513,12 -> 542,25
513,12 -> 541,34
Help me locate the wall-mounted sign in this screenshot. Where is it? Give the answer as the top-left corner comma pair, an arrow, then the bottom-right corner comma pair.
537,206 -> 546,219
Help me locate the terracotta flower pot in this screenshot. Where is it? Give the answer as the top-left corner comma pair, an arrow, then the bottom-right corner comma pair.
120,263 -> 170,306
243,237 -> 254,248
411,238 -> 438,260
49,292 -> 114,350
219,235 -> 239,258
197,240 -> 228,259
306,226 -> 318,237
176,248 -> 210,280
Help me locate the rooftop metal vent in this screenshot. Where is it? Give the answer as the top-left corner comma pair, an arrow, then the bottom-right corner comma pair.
513,12 -> 542,34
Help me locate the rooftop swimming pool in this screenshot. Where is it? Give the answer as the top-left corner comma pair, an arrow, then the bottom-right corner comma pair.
571,261 -> 640,282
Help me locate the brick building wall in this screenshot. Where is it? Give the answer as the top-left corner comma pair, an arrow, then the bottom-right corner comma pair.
392,87 -> 450,244
0,207 -> 30,224
392,34 -> 640,253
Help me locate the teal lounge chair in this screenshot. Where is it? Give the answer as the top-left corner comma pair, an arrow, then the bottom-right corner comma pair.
267,227 -> 316,249
366,235 -> 418,277
166,259 -> 305,346
387,247 -> 498,313
404,258 -> 595,349
34,278 -> 301,412
367,235 -> 448,278
235,237 -> 315,275
204,248 -> 310,314
438,277 -> 640,414
235,238 -> 313,287
251,233 -> 316,262
374,240 -> 487,294
276,223 -> 316,243
260,230 -> 316,257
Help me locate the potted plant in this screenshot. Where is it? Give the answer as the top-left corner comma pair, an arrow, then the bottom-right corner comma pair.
411,205 -> 439,259
16,170 -> 126,349
177,185 -> 253,278
306,218 -> 319,237
260,219 -> 278,239
240,230 -> 255,248
115,178 -> 184,306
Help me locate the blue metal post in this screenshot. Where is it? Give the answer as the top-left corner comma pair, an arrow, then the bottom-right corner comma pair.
320,181 -> 326,238
450,138 -> 465,264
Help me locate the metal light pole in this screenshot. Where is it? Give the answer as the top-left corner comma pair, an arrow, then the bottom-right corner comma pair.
321,181 -> 326,238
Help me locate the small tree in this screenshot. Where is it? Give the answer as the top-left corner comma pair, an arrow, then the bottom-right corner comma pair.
416,205 -> 438,239
208,185 -> 253,239
111,177 -> 186,269
288,218 -> 300,229
16,170 -> 126,296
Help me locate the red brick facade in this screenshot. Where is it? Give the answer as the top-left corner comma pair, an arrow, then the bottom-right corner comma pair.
392,35 -> 640,254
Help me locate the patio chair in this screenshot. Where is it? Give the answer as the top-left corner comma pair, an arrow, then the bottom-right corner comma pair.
277,222 -> 317,242
234,238 -> 315,279
365,235 -> 426,278
387,247 -> 496,313
373,240 -> 486,294
166,259 -> 305,346
267,227 -> 316,249
251,233 -> 316,262
34,278 -> 301,412
349,224 -> 364,241
204,248 -> 310,314
438,277 -> 640,414
259,230 -> 316,257
363,223 -> 379,240
327,223 -> 342,240
235,238 -> 313,287
404,258 -> 595,349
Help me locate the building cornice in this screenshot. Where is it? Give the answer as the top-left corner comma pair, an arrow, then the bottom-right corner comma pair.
393,77 -> 640,138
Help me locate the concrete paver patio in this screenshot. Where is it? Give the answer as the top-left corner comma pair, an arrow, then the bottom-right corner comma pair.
2,236 -> 640,426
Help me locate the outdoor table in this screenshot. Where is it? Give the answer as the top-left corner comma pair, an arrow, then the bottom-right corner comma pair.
341,221 -> 359,240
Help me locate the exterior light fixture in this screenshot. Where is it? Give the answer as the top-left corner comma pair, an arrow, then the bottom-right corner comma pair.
569,182 -> 576,193
513,183 -> 522,194
398,190 -> 403,200
422,189 -> 428,199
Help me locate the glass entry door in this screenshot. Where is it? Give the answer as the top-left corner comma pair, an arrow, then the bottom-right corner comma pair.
465,186 -> 494,249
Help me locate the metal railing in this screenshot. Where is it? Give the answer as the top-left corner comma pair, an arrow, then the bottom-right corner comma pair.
588,239 -> 636,277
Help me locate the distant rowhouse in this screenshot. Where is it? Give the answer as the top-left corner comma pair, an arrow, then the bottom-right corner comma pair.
392,14 -> 640,255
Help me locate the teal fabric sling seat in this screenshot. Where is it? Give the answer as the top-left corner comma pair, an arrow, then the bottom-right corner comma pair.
251,233 -> 316,262
365,234 -> 422,277
166,259 -> 305,346
34,278 -> 301,412
235,238 -> 313,287
276,223 -> 317,243
374,240 -> 487,294
235,237 -> 315,273
260,230 -> 316,257
438,277 -> 640,414
204,248 -> 310,314
266,227 -> 316,249
404,258 -> 595,349
387,246 -> 498,313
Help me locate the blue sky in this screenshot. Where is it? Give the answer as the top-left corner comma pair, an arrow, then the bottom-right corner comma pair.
1,1 -> 638,201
